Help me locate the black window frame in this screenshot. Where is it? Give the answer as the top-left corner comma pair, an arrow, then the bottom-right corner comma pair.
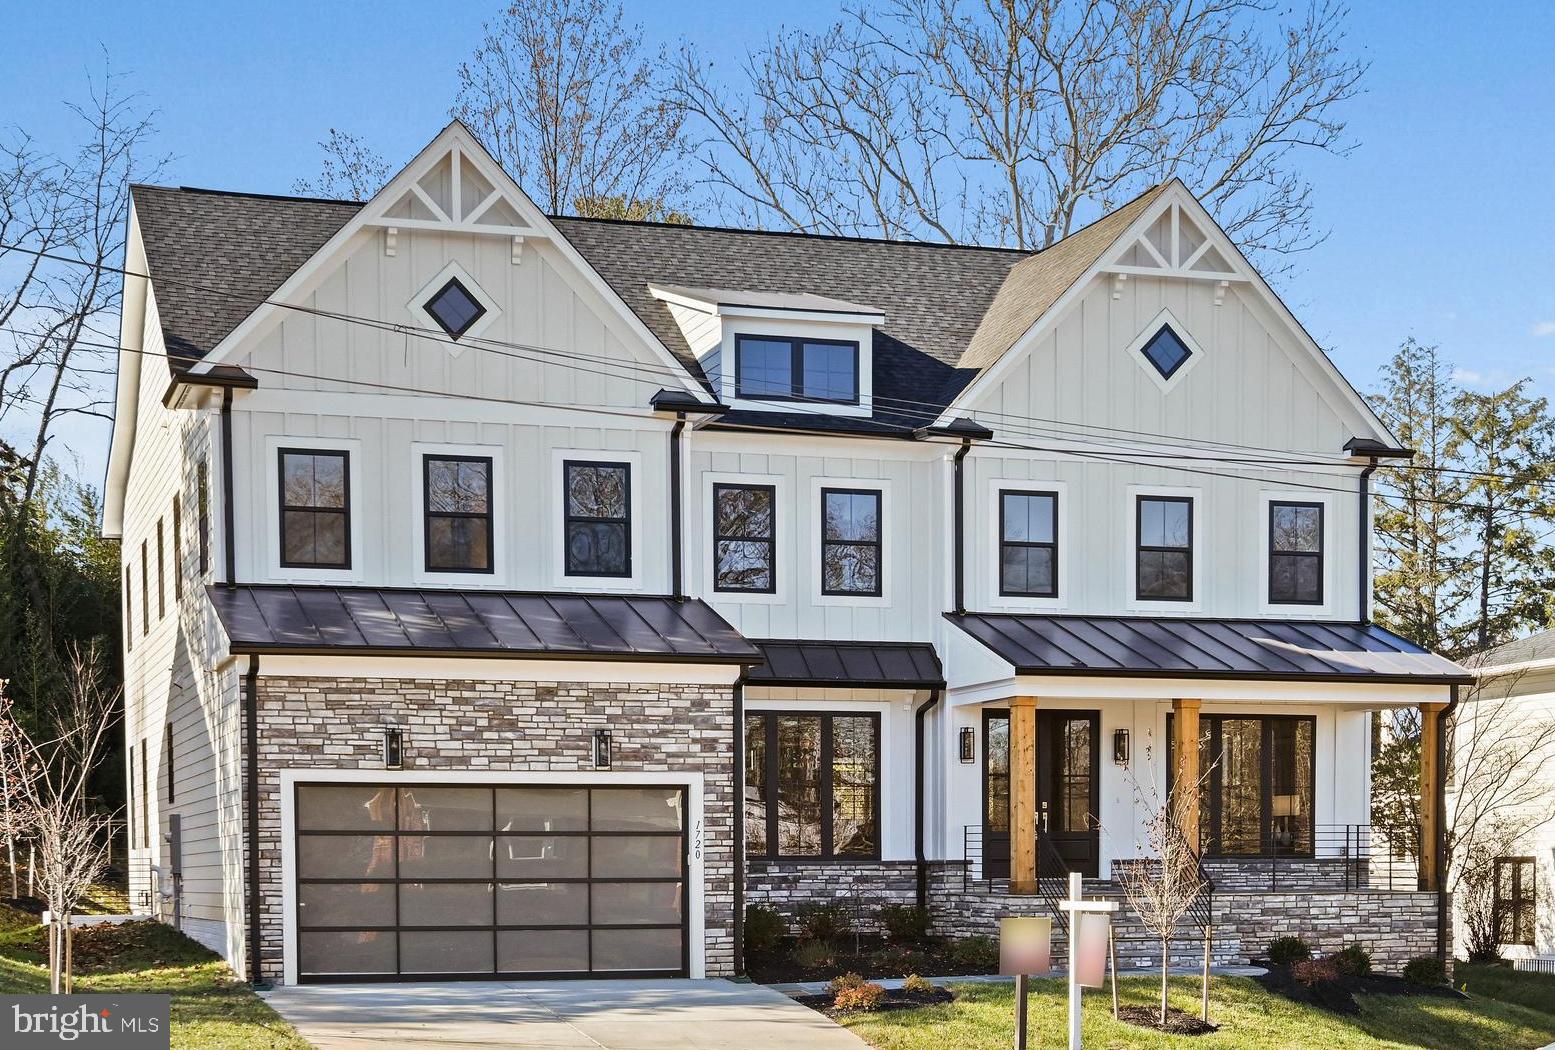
999,489 -> 1060,598
156,517 -> 166,619
197,459 -> 210,576
422,454 -> 496,575
172,495 -> 183,599
733,334 -> 860,405
165,721 -> 175,804
1168,713 -> 1317,858
744,711 -> 882,863
1493,856 -> 1537,946
140,540 -> 149,637
561,460 -> 633,579
1135,494 -> 1194,602
819,487 -> 883,597
124,564 -> 133,652
1268,500 -> 1325,606
712,483 -> 777,593
278,448 -> 352,570
139,738 -> 149,849
423,276 -> 487,339
1139,324 -> 1193,380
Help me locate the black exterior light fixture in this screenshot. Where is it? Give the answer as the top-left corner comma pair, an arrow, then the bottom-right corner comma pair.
959,727 -> 976,764
594,729 -> 613,769
1112,728 -> 1130,767
382,727 -> 404,770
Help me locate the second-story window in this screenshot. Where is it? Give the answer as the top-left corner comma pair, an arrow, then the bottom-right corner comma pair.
714,483 -> 775,592
1000,490 -> 1058,598
140,541 -> 149,636
735,335 -> 858,403
156,518 -> 165,619
424,455 -> 493,573
820,488 -> 881,596
197,459 -> 210,576
172,495 -> 182,599
1136,495 -> 1192,602
563,461 -> 631,577
1269,501 -> 1323,605
279,449 -> 350,569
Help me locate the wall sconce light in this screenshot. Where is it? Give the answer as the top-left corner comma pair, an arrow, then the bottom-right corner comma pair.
1112,728 -> 1129,766
382,727 -> 404,770
594,729 -> 613,769
959,727 -> 976,764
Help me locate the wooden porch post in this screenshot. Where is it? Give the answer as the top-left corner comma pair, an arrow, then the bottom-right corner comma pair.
1172,699 -> 1202,852
1418,701 -> 1448,892
1010,696 -> 1039,894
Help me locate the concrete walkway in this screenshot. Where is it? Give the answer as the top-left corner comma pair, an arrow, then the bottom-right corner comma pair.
261,979 -> 869,1050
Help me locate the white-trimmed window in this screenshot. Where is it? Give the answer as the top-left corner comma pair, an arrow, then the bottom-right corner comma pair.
999,489 -> 1058,598
1126,485 -> 1201,609
278,448 -> 351,570
714,483 -> 776,593
1268,500 -> 1324,606
564,460 -> 632,578
423,454 -> 494,573
819,487 -> 882,596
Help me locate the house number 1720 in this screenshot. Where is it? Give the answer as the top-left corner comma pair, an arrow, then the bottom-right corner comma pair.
693,818 -> 703,861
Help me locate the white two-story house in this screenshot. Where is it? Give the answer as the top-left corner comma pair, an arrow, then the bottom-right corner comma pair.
104,122 -> 1467,986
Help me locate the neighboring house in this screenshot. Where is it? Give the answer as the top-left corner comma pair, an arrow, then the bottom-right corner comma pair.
1459,633 -> 1555,965
104,121 -> 1468,987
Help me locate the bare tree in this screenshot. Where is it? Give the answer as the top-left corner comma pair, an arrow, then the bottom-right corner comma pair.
673,0 -> 1364,265
292,129 -> 392,200
453,0 -> 689,217
5,642 -> 121,993
1454,824 -> 1524,963
0,680 -> 30,899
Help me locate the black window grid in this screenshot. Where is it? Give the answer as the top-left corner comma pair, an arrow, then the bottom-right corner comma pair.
562,460 -> 632,578
744,711 -> 881,863
1268,500 -> 1324,605
733,334 -> 860,404
712,483 -> 776,593
278,448 -> 352,570
999,489 -> 1059,598
423,454 -> 495,574
1135,494 -> 1194,602
819,487 -> 882,596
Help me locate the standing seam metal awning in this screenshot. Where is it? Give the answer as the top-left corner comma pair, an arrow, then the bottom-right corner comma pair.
744,639 -> 944,688
945,612 -> 1470,684
208,584 -> 761,663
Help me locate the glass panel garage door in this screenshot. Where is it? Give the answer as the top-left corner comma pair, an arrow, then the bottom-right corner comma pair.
295,784 -> 687,981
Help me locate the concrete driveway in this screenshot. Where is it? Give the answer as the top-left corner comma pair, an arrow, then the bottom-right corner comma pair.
261,979 -> 869,1050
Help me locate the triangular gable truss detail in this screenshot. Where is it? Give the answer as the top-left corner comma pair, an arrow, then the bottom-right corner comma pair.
1102,197 -> 1245,306
373,139 -> 535,243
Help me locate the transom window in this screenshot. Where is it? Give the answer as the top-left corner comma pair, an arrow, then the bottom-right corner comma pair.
1169,715 -> 1315,856
1494,857 -> 1536,945
1269,501 -> 1323,605
820,488 -> 881,596
745,712 -> 879,861
564,462 -> 631,577
424,277 -> 486,339
734,335 -> 858,403
279,449 -> 350,569
1139,325 -> 1193,379
1000,490 -> 1058,597
424,455 -> 493,573
1136,495 -> 1192,601
713,484 -> 775,592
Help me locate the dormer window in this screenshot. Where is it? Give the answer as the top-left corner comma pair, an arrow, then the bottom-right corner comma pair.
1140,325 -> 1192,380
424,278 -> 486,339
735,335 -> 858,404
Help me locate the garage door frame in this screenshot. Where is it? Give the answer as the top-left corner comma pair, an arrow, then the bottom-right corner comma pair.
277,769 -> 708,986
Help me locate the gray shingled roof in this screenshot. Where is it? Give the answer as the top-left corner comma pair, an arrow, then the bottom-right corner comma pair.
1465,628 -> 1555,670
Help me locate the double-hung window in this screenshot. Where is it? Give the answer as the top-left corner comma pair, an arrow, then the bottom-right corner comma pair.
744,712 -> 879,860
1000,490 -> 1058,597
713,484 -> 775,592
563,461 -> 631,577
820,488 -> 881,596
1494,857 -> 1536,945
424,455 -> 494,573
734,335 -> 858,403
279,449 -> 350,569
1269,500 -> 1323,605
1136,495 -> 1193,601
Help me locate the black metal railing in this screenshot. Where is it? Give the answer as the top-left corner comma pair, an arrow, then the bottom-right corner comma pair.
1197,823 -> 1421,892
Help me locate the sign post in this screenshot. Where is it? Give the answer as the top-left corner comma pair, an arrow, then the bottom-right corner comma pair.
1057,871 -> 1119,1050
999,915 -> 1052,1050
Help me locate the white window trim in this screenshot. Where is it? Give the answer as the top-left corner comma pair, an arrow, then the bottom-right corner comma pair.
717,316 -> 875,418
406,260 -> 503,354
1125,306 -> 1205,393
701,470 -> 787,605
1258,489 -> 1337,616
1125,484 -> 1203,613
550,448 -> 645,591
264,435 -> 365,584
984,477 -> 1069,611
411,441 -> 506,586
808,476 -> 892,608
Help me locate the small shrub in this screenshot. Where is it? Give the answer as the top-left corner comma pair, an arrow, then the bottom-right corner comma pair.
743,905 -> 786,957
798,903 -> 852,943
948,935 -> 1000,970
833,982 -> 887,1012
1267,936 -> 1313,965
869,943 -> 932,977
878,903 -> 931,943
1402,955 -> 1447,987
902,973 -> 935,995
1293,958 -> 1340,987
1330,945 -> 1371,977
828,971 -> 866,995
791,939 -> 838,970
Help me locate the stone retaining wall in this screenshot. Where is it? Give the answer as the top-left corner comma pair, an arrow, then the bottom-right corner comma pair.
745,860 -> 918,932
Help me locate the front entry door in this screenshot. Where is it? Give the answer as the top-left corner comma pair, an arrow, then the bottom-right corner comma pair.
982,710 -> 1100,881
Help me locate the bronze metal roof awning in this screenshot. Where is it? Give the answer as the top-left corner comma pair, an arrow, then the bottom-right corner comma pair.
946,613 -> 1471,685
745,639 -> 944,688
209,584 -> 761,664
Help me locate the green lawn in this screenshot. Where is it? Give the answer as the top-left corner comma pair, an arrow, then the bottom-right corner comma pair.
837,975 -> 1555,1050
1455,962 -> 1555,1018
0,905 -> 312,1050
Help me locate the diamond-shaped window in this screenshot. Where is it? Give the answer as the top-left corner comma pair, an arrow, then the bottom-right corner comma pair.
425,278 -> 486,339
1139,325 -> 1192,380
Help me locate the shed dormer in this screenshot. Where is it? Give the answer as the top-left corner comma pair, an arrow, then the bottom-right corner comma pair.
649,284 -> 884,418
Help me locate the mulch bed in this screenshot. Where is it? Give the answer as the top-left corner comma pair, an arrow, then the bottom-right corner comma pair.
795,985 -> 958,1017
746,936 -> 996,984
1254,962 -> 1468,1015
1117,1005 -> 1219,1035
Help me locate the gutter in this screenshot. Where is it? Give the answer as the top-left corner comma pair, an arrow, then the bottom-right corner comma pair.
952,442 -> 972,615
221,388 -> 237,590
243,654 -> 264,986
913,688 -> 943,909
732,679 -> 745,975
1357,455 -> 1378,622
670,413 -> 686,600
1436,682 -> 1460,966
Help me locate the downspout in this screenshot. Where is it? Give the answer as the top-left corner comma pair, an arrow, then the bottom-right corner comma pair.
914,688 -> 943,910
221,387 -> 237,590
732,679 -> 745,975
952,440 -> 972,615
243,654 -> 263,986
670,414 -> 686,600
1357,456 -> 1378,622
1436,682 -> 1460,965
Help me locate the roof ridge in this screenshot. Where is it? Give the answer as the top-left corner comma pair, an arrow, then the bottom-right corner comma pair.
131,182 -> 365,207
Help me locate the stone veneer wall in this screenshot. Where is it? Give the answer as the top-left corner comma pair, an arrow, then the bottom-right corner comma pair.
246,675 -> 736,983
745,861 -> 918,932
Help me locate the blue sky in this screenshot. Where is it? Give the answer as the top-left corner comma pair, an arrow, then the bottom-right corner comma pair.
3,1 -> 1552,478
